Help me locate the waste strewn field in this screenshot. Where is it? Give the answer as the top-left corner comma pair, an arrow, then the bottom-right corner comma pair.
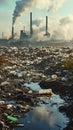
0,45 -> 73,130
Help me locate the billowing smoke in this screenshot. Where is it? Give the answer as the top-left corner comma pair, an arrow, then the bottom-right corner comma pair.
51,15 -> 73,40
60,16 -> 73,25
13,0 -> 66,25
13,0 -> 33,25
28,15 -> 73,41
30,18 -> 46,41
32,19 -> 42,27
48,0 -> 66,12
13,0 -> 72,41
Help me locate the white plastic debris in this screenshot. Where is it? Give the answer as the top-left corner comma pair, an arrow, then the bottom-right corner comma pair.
28,90 -> 33,94
9,71 -> 16,75
39,89 -> 52,95
7,104 -> 13,109
61,77 -> 68,81
51,74 -> 58,80
1,81 -> 10,86
0,101 -> 5,104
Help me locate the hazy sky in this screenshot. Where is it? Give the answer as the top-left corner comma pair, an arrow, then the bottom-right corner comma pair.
0,0 -> 73,40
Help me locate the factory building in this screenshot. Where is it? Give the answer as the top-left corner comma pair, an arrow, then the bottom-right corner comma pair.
20,12 -> 33,39
11,12 -> 50,40
20,30 -> 28,39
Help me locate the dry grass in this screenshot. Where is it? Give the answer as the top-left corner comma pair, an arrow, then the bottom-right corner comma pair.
63,55 -> 73,70
70,75 -> 73,81
0,55 -> 10,65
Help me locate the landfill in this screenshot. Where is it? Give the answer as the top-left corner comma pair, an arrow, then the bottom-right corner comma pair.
0,46 -> 73,129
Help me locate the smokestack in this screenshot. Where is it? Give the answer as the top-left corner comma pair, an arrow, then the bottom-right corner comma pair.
30,12 -> 33,36
12,26 -> 14,39
46,16 -> 48,34
2,32 -> 4,39
44,16 -> 50,37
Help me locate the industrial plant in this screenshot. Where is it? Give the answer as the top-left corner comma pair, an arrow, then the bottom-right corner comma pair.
11,12 -> 50,40
0,12 -> 73,46
10,12 -> 51,46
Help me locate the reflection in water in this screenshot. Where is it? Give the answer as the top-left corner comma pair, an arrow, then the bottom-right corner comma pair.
31,106 -> 55,126
15,94 -> 69,130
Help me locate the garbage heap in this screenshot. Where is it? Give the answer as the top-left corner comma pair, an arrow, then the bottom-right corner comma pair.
0,46 -> 73,129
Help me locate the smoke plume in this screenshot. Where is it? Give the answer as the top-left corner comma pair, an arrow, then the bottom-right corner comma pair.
13,0 -> 66,25
13,0 -> 34,25
48,0 -> 66,12
51,15 -> 73,40
29,15 -> 73,41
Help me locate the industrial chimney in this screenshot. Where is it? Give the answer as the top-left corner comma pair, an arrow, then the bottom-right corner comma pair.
30,12 -> 33,36
12,25 -> 14,39
46,16 -> 48,34
44,16 -> 50,37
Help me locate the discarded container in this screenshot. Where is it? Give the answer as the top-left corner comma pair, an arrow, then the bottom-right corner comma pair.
51,74 -> 58,80
28,90 -> 33,94
25,105 -> 30,111
16,123 -> 24,127
0,101 -> 5,104
7,116 -> 18,122
7,104 -> 13,109
61,77 -> 68,81
39,89 -> 52,95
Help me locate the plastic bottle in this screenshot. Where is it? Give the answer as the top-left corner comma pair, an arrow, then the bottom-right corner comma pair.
7,116 -> 18,122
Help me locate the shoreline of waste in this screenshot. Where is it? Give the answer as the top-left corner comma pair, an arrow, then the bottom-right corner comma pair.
0,46 -> 73,129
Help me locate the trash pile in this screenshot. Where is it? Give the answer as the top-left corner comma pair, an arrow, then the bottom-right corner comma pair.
0,79 -> 52,129
0,46 -> 73,129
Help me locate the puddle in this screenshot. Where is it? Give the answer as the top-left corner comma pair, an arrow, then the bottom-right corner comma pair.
15,94 -> 69,130
1,83 -> 69,130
